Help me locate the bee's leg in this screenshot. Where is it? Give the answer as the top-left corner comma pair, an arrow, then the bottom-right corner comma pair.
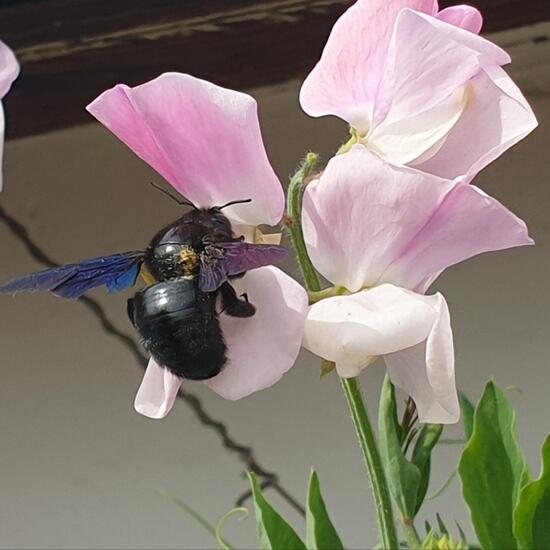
219,282 -> 255,318
228,271 -> 245,281
127,297 -> 137,327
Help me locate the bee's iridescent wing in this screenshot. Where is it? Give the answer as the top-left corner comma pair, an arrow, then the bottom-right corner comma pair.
199,242 -> 287,292
0,251 -> 144,299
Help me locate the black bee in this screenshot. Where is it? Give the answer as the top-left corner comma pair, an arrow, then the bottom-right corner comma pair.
0,186 -> 287,380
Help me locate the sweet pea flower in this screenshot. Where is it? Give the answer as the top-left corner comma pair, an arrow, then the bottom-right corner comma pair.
301,146 -> 532,423
300,0 -> 537,180
0,41 -> 19,191
87,73 -> 308,419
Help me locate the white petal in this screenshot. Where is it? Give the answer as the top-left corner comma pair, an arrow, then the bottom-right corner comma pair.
369,86 -> 469,165
384,294 -> 459,423
416,65 -> 538,179
134,358 -> 183,419
205,267 -> 308,400
303,284 -> 441,378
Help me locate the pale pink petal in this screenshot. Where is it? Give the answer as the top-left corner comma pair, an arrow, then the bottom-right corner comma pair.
87,73 -> 284,226
302,146 -> 453,292
0,42 -> 19,192
299,0 -> 437,132
437,5 -> 483,34
405,9 -> 508,65
384,293 -> 459,423
0,104 -> 4,191
205,266 -> 308,400
0,41 -> 19,98
380,182 -> 533,292
134,358 -> 183,419
416,65 -> 538,179
372,9 -> 508,131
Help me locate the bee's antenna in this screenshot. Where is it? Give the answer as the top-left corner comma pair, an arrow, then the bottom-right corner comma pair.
217,198 -> 252,210
149,181 -> 195,208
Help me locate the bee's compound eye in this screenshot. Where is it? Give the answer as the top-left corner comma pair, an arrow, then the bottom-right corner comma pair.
163,244 -> 178,255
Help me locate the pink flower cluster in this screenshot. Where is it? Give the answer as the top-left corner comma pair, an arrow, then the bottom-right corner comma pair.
299,0 -> 536,423
86,0 -> 535,421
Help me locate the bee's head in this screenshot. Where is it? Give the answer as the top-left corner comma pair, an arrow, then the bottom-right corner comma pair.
205,198 -> 252,233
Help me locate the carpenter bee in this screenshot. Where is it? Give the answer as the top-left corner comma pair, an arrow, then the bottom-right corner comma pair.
0,185 -> 287,380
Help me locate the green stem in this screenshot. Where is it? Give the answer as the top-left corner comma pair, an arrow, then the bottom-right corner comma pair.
286,154 -> 398,548
402,518 -> 421,549
341,378 -> 399,549
286,153 -> 321,292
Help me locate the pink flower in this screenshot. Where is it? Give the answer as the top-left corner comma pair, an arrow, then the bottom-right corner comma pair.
300,0 -> 537,180
0,41 -> 19,191
87,73 -> 308,419
301,146 -> 532,423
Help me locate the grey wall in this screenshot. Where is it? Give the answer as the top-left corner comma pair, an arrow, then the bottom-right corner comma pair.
0,22 -> 548,549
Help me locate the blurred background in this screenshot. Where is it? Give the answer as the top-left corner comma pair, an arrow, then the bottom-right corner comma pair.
0,1 -> 549,548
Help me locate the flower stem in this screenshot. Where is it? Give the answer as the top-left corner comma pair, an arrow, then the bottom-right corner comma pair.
286,152 -> 321,292
286,153 -> 398,548
341,378 -> 399,550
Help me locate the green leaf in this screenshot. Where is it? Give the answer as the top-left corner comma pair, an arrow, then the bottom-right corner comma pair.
436,513 -> 449,537
514,434 -> 550,549
306,470 -> 344,550
379,377 -> 421,519
460,392 -> 475,440
455,521 -> 467,544
425,521 -> 433,536
248,472 -> 306,550
458,381 -> 527,549
411,423 -> 443,514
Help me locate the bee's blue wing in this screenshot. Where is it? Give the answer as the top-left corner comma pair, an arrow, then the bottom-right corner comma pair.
199,242 -> 287,292
0,251 -> 144,300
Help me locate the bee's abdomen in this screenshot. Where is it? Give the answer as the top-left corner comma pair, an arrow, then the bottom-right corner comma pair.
129,280 -> 226,380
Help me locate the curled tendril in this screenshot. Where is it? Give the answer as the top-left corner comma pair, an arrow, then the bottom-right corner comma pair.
215,507 -> 249,550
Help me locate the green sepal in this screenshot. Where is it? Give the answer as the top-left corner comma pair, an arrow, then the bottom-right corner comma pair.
436,513 -> 449,537
455,521 -> 467,544
320,359 -> 336,379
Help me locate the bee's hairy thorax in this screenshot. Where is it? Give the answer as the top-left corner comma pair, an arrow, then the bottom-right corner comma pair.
144,207 -> 235,282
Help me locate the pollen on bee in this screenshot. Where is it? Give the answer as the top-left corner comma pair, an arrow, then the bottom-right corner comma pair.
179,247 -> 200,276
140,266 -> 157,286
